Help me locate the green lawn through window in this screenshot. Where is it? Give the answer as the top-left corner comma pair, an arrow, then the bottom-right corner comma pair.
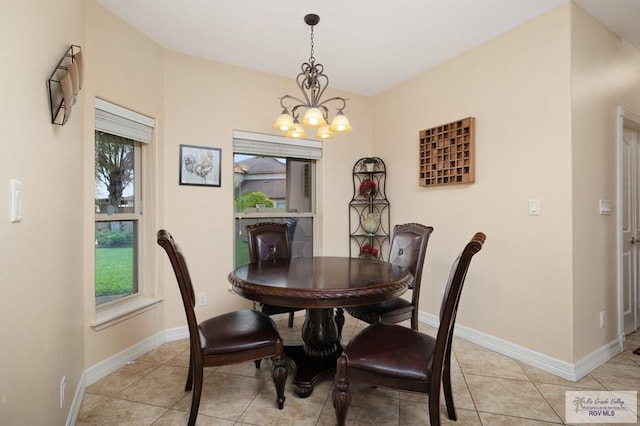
95,247 -> 133,296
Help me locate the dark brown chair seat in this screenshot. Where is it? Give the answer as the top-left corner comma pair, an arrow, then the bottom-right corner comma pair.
333,232 -> 485,426
198,310 -> 282,355
157,229 -> 287,426
342,223 -> 433,333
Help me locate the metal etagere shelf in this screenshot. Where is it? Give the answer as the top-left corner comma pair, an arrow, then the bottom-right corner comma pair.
348,157 -> 390,259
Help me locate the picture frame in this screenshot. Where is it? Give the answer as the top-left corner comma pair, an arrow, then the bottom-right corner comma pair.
179,144 -> 221,187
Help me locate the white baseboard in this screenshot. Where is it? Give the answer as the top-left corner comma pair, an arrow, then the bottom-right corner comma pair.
83,325 -> 189,387
65,370 -> 86,426
66,326 -> 189,423
418,311 -> 622,382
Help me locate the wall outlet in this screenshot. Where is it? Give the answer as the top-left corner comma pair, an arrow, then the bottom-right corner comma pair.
599,311 -> 605,328
198,293 -> 207,307
60,376 -> 66,408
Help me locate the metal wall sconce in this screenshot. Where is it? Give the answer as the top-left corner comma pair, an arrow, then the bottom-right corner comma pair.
48,44 -> 83,125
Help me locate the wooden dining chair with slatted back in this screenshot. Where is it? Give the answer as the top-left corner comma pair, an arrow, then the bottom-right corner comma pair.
338,223 -> 433,338
333,232 -> 486,426
246,222 -> 305,328
157,229 -> 287,426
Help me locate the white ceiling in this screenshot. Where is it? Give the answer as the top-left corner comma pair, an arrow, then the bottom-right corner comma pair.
96,0 -> 640,96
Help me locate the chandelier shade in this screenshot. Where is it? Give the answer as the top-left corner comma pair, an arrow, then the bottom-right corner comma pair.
316,123 -> 334,139
274,14 -> 352,139
330,111 -> 352,133
273,109 -> 294,131
286,121 -> 306,139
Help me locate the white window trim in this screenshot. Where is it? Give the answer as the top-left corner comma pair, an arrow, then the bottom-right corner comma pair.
95,98 -> 155,143
233,130 -> 322,159
91,297 -> 163,331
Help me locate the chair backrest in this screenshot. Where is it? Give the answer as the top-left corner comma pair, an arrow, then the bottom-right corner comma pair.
432,232 -> 485,381
157,230 -> 201,350
246,222 -> 292,262
388,223 -> 433,306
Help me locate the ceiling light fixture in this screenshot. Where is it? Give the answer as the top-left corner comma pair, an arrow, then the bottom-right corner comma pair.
273,13 -> 352,140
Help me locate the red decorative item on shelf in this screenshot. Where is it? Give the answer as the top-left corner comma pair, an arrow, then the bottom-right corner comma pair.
360,243 -> 379,260
359,179 -> 377,198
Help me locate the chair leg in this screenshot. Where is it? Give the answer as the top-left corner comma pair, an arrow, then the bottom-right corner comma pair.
185,352 -> 194,391
271,338 -> 287,409
442,352 -> 457,420
288,311 -> 295,328
254,359 -> 262,368
332,355 -> 351,426
411,310 -> 419,331
428,380 -> 442,426
335,308 -> 345,340
188,361 -> 204,426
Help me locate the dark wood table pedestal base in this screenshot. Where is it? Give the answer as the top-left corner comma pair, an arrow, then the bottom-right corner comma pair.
285,345 -> 342,397
286,308 -> 342,397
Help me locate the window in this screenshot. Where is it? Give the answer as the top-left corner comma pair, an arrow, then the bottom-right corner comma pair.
233,131 -> 321,266
94,99 -> 153,307
95,133 -> 140,305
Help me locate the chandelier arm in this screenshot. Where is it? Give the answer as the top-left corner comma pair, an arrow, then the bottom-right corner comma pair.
309,71 -> 328,107
291,104 -> 307,121
280,94 -> 307,109
319,105 -> 329,122
317,96 -> 348,111
296,72 -> 314,106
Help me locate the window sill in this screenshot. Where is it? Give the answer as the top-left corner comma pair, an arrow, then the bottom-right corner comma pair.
91,297 -> 162,331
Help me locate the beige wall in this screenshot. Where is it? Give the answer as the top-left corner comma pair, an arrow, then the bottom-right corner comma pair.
0,0 -> 85,423
570,5 -> 640,358
373,4 -> 575,361
374,2 -> 640,363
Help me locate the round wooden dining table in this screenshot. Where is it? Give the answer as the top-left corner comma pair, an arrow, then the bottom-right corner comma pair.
228,256 -> 413,397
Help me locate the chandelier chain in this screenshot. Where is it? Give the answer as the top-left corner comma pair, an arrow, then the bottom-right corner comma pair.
309,25 -> 315,64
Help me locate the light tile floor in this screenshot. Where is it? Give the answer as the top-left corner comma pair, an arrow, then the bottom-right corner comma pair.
78,315 -> 640,425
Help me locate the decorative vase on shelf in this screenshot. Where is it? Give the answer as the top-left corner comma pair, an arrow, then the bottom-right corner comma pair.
361,212 -> 381,234
362,158 -> 378,172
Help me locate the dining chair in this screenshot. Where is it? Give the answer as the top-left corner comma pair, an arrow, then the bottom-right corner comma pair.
157,229 -> 287,426
246,222 -> 304,328
339,223 -> 433,337
333,232 -> 486,426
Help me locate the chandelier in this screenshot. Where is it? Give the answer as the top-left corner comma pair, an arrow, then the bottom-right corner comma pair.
273,14 -> 352,139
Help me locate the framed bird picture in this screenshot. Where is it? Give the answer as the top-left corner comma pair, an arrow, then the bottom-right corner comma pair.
179,144 -> 221,187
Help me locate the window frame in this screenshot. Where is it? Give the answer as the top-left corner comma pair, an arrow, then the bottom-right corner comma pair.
92,99 -> 159,329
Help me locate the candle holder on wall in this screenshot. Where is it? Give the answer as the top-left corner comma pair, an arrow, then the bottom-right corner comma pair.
47,44 -> 83,126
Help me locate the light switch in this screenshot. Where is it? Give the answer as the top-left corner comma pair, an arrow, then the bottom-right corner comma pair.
528,199 -> 540,216
10,179 -> 22,223
599,199 -> 611,215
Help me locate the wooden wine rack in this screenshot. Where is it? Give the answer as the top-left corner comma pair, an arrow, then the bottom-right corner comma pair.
419,117 -> 475,187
